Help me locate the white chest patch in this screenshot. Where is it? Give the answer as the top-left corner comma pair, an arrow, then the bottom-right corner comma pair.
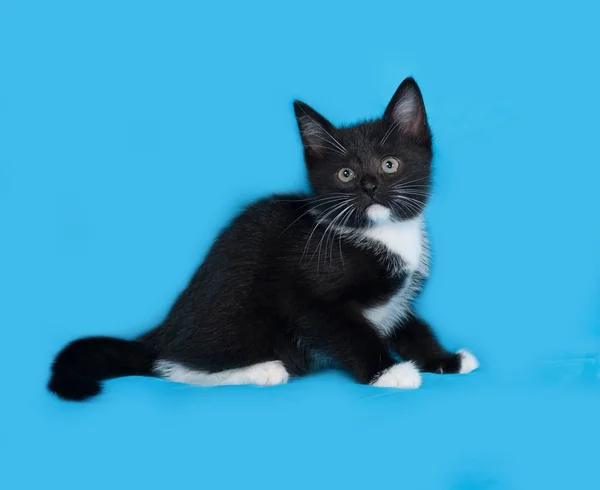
360,215 -> 429,337
361,216 -> 426,272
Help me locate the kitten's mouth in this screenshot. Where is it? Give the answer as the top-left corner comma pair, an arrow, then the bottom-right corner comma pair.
366,204 -> 391,223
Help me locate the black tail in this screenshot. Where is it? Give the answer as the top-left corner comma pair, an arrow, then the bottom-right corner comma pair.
48,336 -> 157,401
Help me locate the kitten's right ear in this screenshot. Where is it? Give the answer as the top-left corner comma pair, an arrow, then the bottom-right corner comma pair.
293,101 -> 339,157
383,77 -> 430,142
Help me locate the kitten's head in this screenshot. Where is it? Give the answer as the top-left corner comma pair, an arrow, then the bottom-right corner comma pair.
294,77 -> 432,227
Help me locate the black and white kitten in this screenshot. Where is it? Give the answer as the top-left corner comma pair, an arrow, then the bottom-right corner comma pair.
48,77 -> 478,401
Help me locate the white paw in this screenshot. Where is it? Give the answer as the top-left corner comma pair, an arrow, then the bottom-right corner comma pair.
371,362 -> 422,389
247,361 -> 290,386
457,349 -> 479,374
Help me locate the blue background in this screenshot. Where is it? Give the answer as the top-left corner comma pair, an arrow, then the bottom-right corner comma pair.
1,1 -> 599,488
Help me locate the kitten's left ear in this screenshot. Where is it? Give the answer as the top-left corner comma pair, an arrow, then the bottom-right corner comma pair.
383,77 -> 431,141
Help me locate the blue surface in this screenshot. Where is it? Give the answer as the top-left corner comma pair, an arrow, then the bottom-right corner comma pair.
1,1 -> 599,488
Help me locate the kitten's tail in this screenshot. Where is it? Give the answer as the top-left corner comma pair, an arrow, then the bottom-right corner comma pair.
48,336 -> 157,401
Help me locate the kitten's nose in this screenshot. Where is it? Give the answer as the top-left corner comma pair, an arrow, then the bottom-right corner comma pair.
362,181 -> 378,198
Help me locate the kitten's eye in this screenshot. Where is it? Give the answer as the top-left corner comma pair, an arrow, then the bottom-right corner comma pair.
381,156 -> 402,174
337,167 -> 355,183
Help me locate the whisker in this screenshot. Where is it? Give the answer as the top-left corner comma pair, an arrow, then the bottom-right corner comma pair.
273,193 -> 349,203
391,182 -> 430,191
313,200 -> 356,268
301,200 -> 351,263
316,204 -> 353,272
392,191 -> 430,199
380,120 -> 401,146
337,207 -> 355,273
279,198 -> 345,237
325,203 -> 355,269
332,206 -> 355,270
390,176 -> 430,188
393,194 -> 425,215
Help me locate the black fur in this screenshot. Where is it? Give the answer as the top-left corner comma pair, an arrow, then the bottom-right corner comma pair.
48,337 -> 156,401
48,77 -> 467,401
391,314 -> 463,374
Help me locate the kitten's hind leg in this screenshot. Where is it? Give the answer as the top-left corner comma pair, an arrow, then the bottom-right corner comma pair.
391,313 -> 479,375
154,359 -> 290,387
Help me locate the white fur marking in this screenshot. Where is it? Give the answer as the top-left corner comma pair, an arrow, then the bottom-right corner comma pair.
371,362 -> 422,389
362,281 -> 414,336
154,360 -> 290,387
457,349 -> 479,374
366,204 -> 391,223
361,216 -> 425,272
359,216 -> 428,336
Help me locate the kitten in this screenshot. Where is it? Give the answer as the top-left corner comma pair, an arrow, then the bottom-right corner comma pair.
48,77 -> 478,401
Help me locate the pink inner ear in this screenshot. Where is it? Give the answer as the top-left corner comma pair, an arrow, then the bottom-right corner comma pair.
300,118 -> 326,151
392,90 -> 424,137
299,116 -> 347,156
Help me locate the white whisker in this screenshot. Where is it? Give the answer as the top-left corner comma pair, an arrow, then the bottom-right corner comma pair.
301,200 -> 351,263
337,207 -> 356,272
380,120 -> 401,146
279,197 -> 348,237
324,203 -> 355,269
312,200 -> 356,269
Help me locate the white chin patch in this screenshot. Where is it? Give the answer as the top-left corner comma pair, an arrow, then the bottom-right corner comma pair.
366,204 -> 391,223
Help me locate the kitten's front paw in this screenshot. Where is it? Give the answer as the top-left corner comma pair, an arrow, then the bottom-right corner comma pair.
457,349 -> 479,374
371,362 -> 422,389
